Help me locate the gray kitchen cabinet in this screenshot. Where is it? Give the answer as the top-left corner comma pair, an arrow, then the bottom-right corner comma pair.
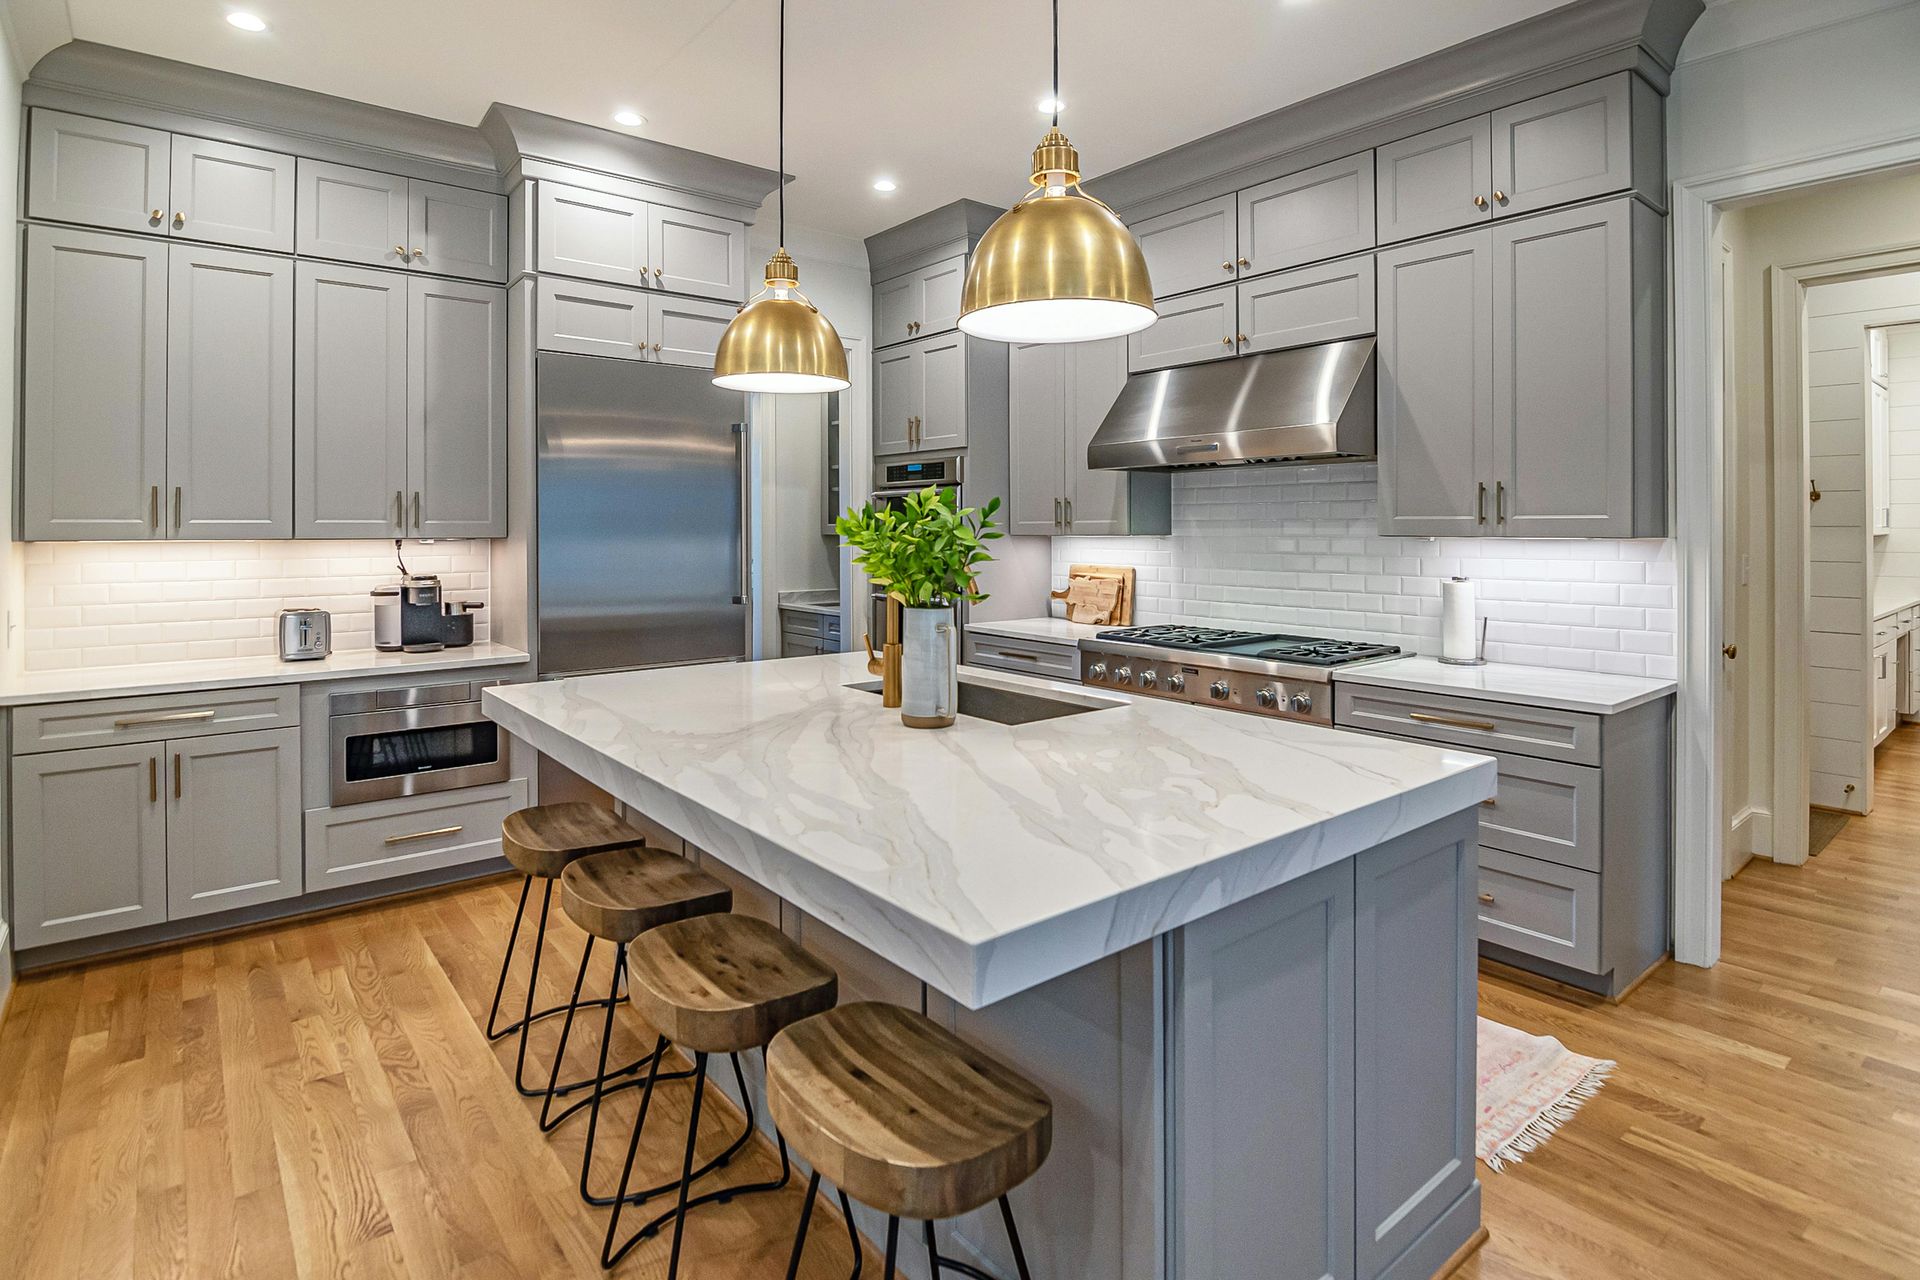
408,276 -> 508,538
1375,116 -> 1492,245
1007,341 -> 1068,534
168,135 -> 296,252
296,158 -> 412,268
1131,194 -> 1238,300
536,180 -> 650,288
648,204 -> 747,301
409,179 -> 508,283
1375,228 -> 1494,537
166,244 -> 294,539
1129,282 -> 1237,372
1238,254 -> 1376,355
647,293 -> 736,368
1475,847 -> 1602,974
874,329 -> 968,454
1237,152 -> 1375,277
294,260 -> 410,537
1171,859 -> 1356,1280
874,252 -> 967,347
875,343 -> 918,454
27,109 -> 171,235
1009,336 -> 1173,535
534,274 -> 649,360
1490,75 -> 1660,219
166,726 -> 302,920
10,741 -> 169,949
21,225 -> 169,541
305,778 -> 527,892
1491,198 -> 1664,538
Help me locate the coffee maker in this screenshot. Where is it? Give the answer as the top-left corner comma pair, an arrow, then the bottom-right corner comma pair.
372,574 -> 446,652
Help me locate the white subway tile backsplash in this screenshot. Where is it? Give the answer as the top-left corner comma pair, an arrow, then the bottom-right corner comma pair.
21,539 -> 492,672
1050,464 -> 1675,670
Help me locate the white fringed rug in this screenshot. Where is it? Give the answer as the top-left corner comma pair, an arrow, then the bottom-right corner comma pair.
1476,1016 -> 1615,1171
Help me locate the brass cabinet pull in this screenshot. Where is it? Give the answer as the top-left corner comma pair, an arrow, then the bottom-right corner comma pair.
1476,481 -> 1487,524
1495,480 -> 1506,524
1407,711 -> 1498,732
149,757 -> 158,803
172,212 -> 185,229
149,485 -> 160,530
114,709 -> 217,729
412,491 -> 422,529
1478,892 -> 1497,906
384,825 -> 463,846
173,753 -> 182,800
394,490 -> 405,530
1054,497 -> 1063,526
1473,195 -> 1488,209
1064,497 -> 1073,525
1481,797 -> 1497,807
173,486 -> 183,530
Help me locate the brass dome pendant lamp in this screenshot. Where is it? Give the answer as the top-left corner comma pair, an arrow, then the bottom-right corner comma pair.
959,0 -> 1155,344
713,0 -> 849,392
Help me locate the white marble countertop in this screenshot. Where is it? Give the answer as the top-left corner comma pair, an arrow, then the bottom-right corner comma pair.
0,643 -> 531,707
1872,581 -> 1920,621
777,589 -> 841,618
484,651 -> 1493,1008
1332,656 -> 1676,715
965,616 -> 1109,645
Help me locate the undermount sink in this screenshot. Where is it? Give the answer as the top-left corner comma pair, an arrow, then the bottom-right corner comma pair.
848,679 -> 1109,725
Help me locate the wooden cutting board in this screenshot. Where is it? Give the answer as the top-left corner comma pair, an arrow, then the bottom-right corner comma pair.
1050,563 -> 1135,625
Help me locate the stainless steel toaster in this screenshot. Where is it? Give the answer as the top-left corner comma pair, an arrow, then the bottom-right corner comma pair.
278,607 -> 332,661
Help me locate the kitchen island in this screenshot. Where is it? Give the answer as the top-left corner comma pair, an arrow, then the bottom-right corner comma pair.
485,653 -> 1495,1280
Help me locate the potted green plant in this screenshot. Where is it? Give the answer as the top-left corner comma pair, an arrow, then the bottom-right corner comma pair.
837,487 -> 1002,727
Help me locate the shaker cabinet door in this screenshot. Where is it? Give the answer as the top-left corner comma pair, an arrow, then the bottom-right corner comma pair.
295,261 -> 409,538
27,109 -> 170,234
1237,152 -> 1374,276
166,245 -> 294,539
1007,341 -> 1068,534
1376,230 -> 1493,537
874,273 -> 921,348
648,204 -> 747,301
536,181 -> 652,288
169,135 -> 296,252
647,294 -> 736,369
296,158 -> 411,268
1375,116 -> 1492,245
917,254 -> 967,336
1064,337 -> 1133,535
875,344 -> 920,454
916,333 -> 968,452
1132,195 -> 1238,300
534,274 -> 648,360
1238,255 -> 1375,355
407,277 -> 508,538
22,226 -> 169,541
1129,283 -> 1237,372
1489,77 -> 1634,219
11,742 -> 169,948
409,180 -> 508,283
167,727 -> 303,920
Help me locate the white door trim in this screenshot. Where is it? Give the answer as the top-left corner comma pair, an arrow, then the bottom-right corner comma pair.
1672,133 -> 1920,969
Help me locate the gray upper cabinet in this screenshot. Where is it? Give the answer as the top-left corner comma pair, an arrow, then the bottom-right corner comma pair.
648,205 -> 747,300
28,109 -> 170,235
1129,283 -> 1237,372
22,225 -> 169,541
535,179 -> 745,301
1008,337 -> 1170,536
295,261 -> 409,537
1237,152 -> 1374,277
875,343 -> 919,454
166,245 -> 294,539
168,135 -> 296,252
916,332 -> 968,452
296,159 -> 411,268
535,274 -> 649,360
1490,74 -> 1659,218
1007,341 -> 1067,535
873,253 -> 967,347
409,179 -> 508,283
1133,194 -> 1238,300
11,742 -> 169,949
648,294 -> 737,369
1238,255 -> 1375,355
1375,116 -> 1492,245
1376,229 -> 1493,538
408,277 -> 508,538
166,726 -> 303,920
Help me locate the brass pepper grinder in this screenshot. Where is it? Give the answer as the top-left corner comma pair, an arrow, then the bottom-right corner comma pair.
864,595 -> 903,708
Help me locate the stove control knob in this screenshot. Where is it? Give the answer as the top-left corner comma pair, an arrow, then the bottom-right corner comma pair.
1290,692 -> 1314,715
1208,680 -> 1231,701
1115,665 -> 1134,686
1140,669 -> 1158,689
1166,673 -> 1186,694
1087,662 -> 1108,682
1255,686 -> 1278,709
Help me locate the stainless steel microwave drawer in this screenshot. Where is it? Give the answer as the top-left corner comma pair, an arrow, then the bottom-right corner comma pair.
14,685 -> 301,754
962,632 -> 1081,682
1333,684 -> 1600,766
1476,846 -> 1601,973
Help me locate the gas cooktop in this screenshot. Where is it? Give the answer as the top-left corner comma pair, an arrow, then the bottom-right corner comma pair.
1078,626 -> 1406,724
1093,626 -> 1403,667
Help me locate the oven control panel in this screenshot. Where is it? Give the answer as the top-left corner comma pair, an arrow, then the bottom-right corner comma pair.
1079,651 -> 1329,724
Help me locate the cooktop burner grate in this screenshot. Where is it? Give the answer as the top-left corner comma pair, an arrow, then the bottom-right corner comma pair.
1094,625 -> 1275,648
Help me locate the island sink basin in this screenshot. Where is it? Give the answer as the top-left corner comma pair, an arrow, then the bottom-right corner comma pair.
849,679 -> 1108,725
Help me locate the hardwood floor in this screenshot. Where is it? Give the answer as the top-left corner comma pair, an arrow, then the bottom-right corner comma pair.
1,728 -> 1917,1277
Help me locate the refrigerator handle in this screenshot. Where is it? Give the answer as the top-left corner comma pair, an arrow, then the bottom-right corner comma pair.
732,422 -> 750,607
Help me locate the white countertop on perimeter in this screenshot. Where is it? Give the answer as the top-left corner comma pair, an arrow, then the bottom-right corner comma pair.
1332,656 -> 1676,715
965,616 -> 1109,645
484,651 -> 1493,1008
1873,581 -> 1920,621
0,643 -> 531,707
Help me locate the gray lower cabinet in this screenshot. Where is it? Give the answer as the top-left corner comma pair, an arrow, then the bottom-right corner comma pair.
1008,336 -> 1170,535
1236,151 -> 1375,278
1239,254 -> 1375,355
304,778 -> 528,891
169,135 -> 296,253
166,727 -> 302,919
1131,194 -> 1238,301
1129,283 -> 1237,372
408,276 -> 508,537
295,261 -> 410,537
28,109 -> 172,235
22,225 -> 168,541
167,244 -> 294,539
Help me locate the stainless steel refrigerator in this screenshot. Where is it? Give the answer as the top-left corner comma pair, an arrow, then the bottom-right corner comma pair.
536,352 -> 749,677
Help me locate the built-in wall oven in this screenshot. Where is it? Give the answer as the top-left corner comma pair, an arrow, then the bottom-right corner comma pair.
329,680 -> 510,806
868,452 -> 966,641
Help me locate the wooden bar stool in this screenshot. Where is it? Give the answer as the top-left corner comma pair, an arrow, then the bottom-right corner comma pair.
600,913 -> 839,1277
487,801 -> 648,1096
768,1001 -> 1053,1280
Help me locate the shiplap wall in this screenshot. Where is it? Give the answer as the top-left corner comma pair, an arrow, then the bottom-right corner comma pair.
1804,273 -> 1920,812
1050,463 -> 1676,677
1875,324 -> 1920,604
20,540 -> 492,671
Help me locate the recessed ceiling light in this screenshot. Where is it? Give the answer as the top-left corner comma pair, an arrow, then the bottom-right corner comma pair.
613,109 -> 645,128
226,11 -> 268,32
1036,96 -> 1065,115
872,178 -> 897,193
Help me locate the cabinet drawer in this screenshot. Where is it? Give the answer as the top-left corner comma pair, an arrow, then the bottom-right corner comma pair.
1334,683 -> 1599,765
303,778 -> 527,891
1478,750 -> 1600,872
1476,846 -> 1600,972
962,631 -> 1081,682
14,686 -> 301,754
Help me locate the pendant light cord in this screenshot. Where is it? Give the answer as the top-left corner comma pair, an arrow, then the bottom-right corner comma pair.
1051,0 -> 1060,126
778,0 -> 786,248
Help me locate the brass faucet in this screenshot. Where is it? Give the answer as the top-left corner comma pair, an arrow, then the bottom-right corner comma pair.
864,595 -> 903,707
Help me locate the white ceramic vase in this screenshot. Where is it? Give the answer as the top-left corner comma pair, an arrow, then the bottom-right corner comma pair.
899,604 -> 957,728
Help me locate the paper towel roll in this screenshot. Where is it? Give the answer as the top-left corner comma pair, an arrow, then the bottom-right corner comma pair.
1441,577 -> 1480,664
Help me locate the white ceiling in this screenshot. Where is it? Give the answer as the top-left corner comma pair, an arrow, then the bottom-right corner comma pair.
8,0 -> 1580,241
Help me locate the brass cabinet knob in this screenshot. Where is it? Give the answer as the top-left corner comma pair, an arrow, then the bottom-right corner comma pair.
1473,195 -> 1488,209
652,342 -> 662,353
412,247 -> 425,258
1238,256 -> 1250,267
1221,336 -> 1233,346
172,212 -> 185,228
149,208 -> 163,222
1478,892 -> 1497,906
1493,190 -> 1507,203
1221,261 -> 1233,272
394,244 -> 408,257
1723,644 -> 1738,660
653,267 -> 663,278
1237,333 -> 1249,344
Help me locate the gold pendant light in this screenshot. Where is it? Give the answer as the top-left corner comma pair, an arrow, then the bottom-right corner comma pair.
713,0 -> 849,393
959,0 -> 1154,344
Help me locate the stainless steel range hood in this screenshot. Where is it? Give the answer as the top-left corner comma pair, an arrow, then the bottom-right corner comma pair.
1085,337 -> 1376,471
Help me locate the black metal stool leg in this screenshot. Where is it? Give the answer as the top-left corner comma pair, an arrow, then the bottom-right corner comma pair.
1000,1196 -> 1033,1280
589,1047 -> 760,1209
784,1169 -> 821,1280
924,1220 -> 942,1277
540,941 -> 675,1138
538,934 -> 594,1129
484,875 -> 533,1040
601,1034 -> 671,1269
839,1190 -> 863,1278
663,1051 -> 711,1280
508,878 -> 556,1094
882,1216 -> 900,1280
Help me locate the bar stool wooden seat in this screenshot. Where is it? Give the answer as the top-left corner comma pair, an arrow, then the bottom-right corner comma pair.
486,802 -> 648,1096
599,912 -> 839,1276
769,1001 -> 1053,1280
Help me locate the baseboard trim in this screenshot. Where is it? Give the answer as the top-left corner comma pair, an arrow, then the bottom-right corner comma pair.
1730,805 -> 1773,859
